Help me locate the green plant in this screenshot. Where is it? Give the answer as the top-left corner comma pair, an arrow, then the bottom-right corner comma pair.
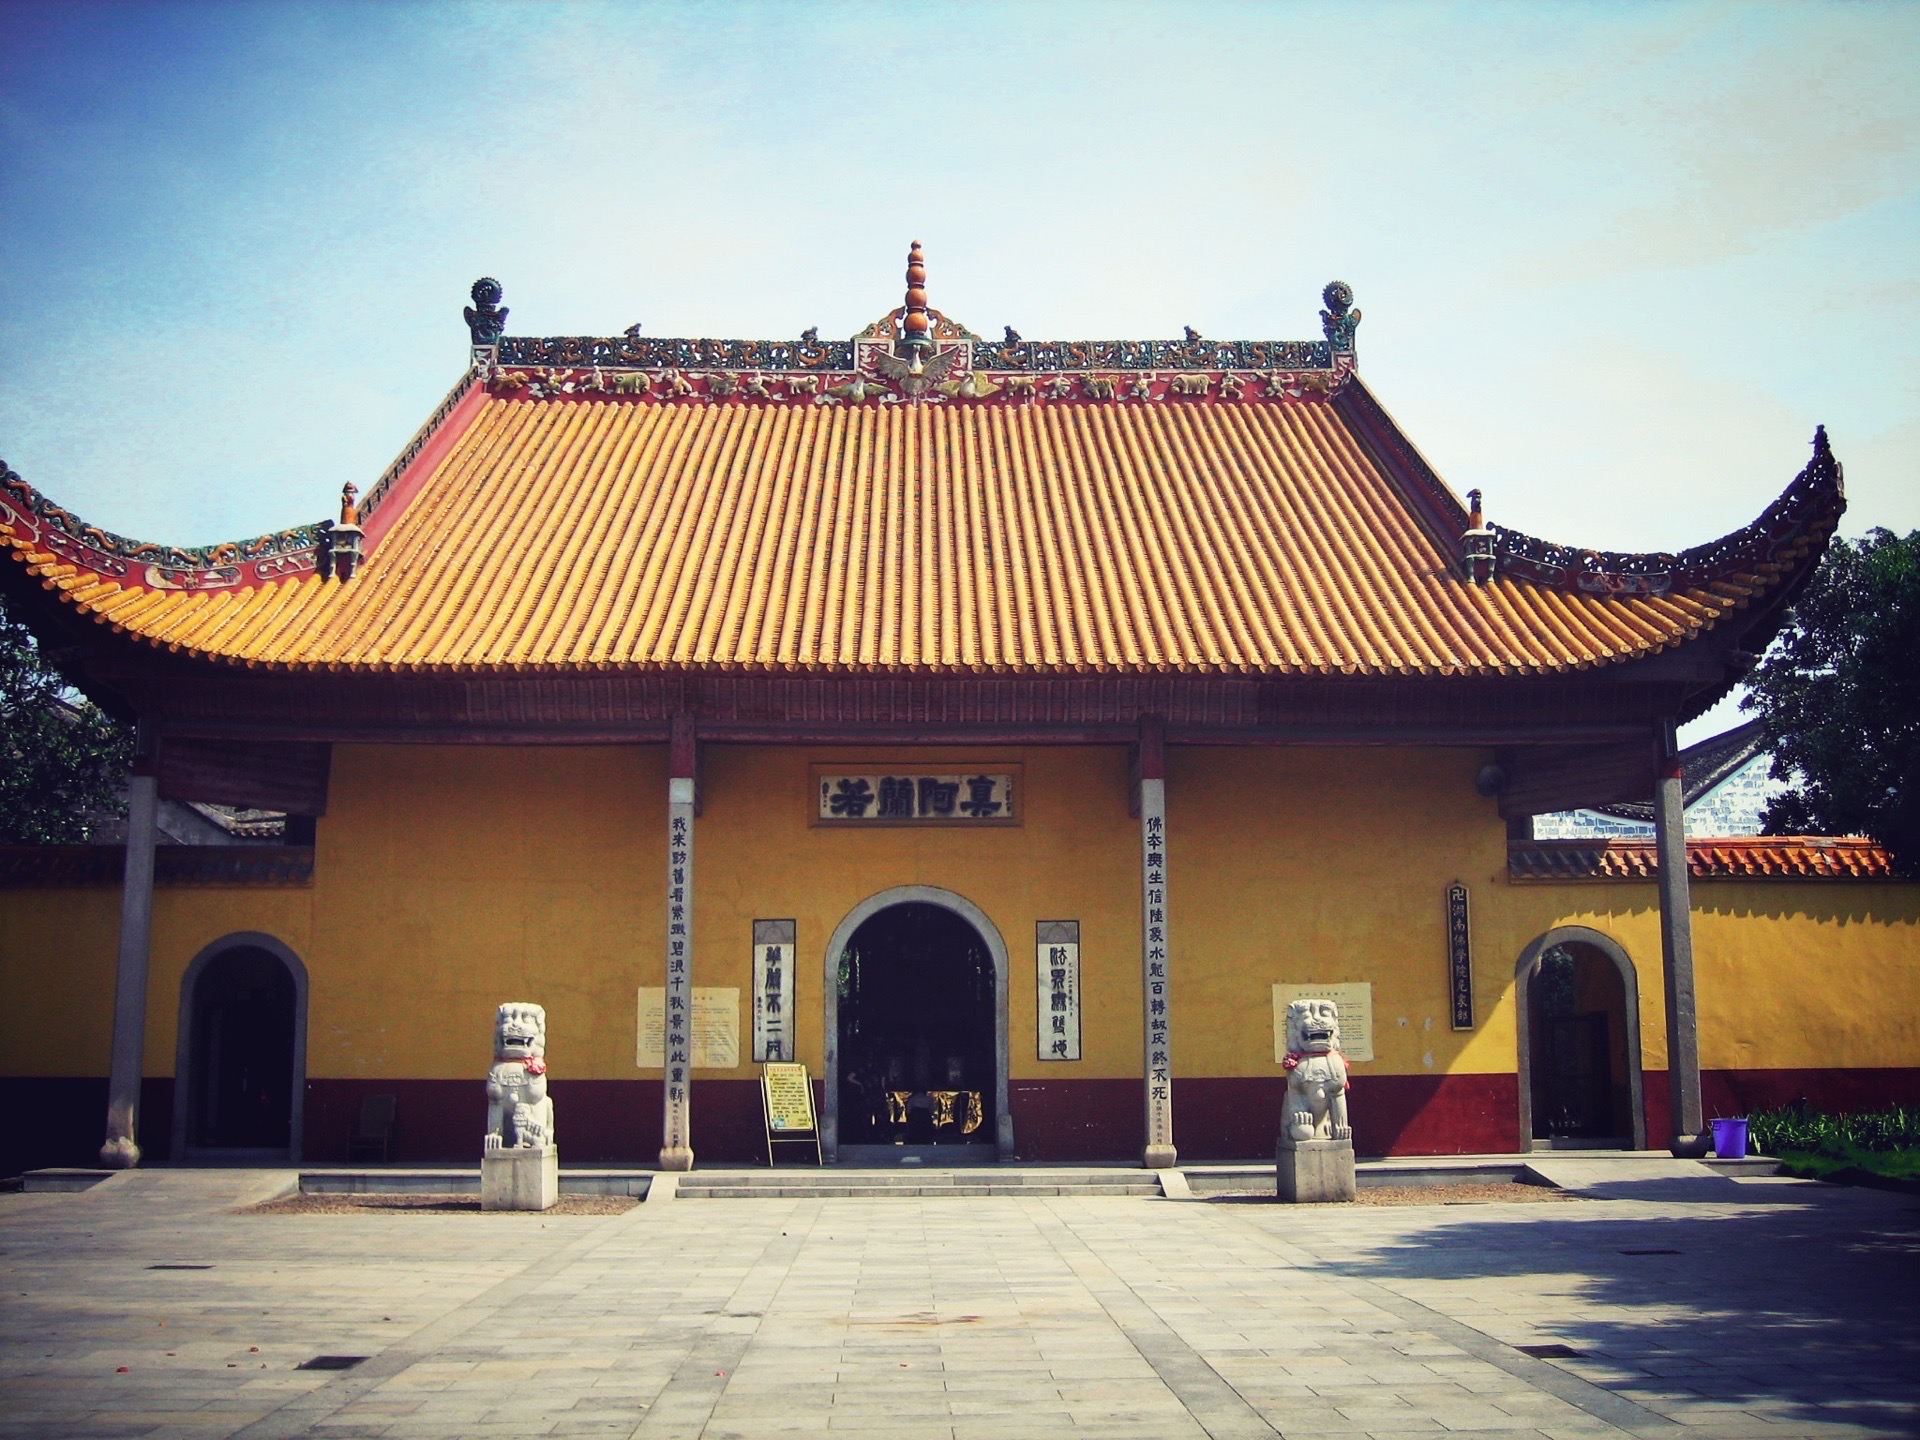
1743,526 -> 1920,875
1747,1102 -> 1920,1157
0,595 -> 132,843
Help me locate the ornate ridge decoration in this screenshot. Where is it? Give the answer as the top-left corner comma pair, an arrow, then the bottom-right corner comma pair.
1489,427 -> 1844,597
1,458 -> 327,592
497,333 -> 1344,375
481,362 -> 1355,407
493,253 -> 1355,391
495,334 -> 1342,378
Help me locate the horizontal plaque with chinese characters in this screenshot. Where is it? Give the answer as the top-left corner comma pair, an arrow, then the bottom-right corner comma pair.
811,766 -> 1019,825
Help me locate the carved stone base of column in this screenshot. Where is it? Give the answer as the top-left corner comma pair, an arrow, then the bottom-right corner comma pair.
657,1145 -> 694,1173
98,1135 -> 141,1170
1276,1136 -> 1356,1203
482,1145 -> 559,1211
1142,1143 -> 1177,1170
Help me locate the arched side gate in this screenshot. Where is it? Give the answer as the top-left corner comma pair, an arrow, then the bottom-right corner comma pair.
1514,925 -> 1646,1151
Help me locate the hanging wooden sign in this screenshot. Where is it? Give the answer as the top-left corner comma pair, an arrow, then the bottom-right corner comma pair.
760,1062 -> 822,1166
1446,881 -> 1474,1030
753,920 -> 796,1063
1037,920 -> 1082,1061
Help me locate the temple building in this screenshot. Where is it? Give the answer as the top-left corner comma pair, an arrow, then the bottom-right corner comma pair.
2,246 -> 1915,1176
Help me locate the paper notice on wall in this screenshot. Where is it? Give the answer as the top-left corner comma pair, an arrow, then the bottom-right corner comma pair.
637,987 -> 740,1069
1273,982 -> 1374,1063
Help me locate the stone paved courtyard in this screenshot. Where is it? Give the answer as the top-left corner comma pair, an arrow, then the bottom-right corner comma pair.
1,1168 -> 1915,1439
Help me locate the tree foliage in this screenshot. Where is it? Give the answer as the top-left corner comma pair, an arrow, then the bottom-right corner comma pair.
0,594 -> 132,843
1743,527 -> 1920,874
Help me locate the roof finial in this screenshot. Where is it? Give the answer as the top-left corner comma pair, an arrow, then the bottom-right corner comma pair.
1461,487 -> 1495,586
327,482 -> 366,582
1320,281 -> 1360,353
463,278 -> 509,346
901,241 -> 931,354
1812,424 -> 1830,459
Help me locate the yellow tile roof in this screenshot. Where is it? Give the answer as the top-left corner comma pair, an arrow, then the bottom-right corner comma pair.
1,383 -> 1835,677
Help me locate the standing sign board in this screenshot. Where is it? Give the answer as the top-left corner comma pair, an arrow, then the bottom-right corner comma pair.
761,1062 -> 822,1167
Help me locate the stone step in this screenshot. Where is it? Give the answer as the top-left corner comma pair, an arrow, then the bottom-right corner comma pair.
1185,1160 -> 1524,1194
678,1182 -> 1159,1199
674,1169 -> 1163,1198
19,1168 -> 116,1193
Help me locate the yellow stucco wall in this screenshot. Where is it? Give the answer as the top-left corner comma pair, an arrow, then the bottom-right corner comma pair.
1171,745 -> 1516,1078
1491,880 -> 1920,1071
3,741 -> 1917,1084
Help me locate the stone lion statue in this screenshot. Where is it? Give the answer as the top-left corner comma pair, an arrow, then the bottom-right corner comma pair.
485,1002 -> 554,1152
1283,998 -> 1350,1142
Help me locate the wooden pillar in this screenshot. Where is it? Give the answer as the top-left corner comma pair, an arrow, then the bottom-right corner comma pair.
1135,716 -> 1176,1169
659,715 -> 698,1172
100,728 -> 159,1168
1653,719 -> 1706,1156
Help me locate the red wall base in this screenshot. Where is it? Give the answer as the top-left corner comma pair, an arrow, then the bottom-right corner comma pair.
10,1067 -> 1920,1174
1639,1068 -> 1920,1150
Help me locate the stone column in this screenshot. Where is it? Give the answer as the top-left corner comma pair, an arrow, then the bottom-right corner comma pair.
1136,718 -> 1176,1169
659,716 -> 696,1172
1653,720 -> 1706,1156
100,730 -> 159,1169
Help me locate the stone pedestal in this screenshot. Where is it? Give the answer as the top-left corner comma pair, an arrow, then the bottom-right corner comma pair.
1276,1136 -> 1356,1203
482,1145 -> 559,1211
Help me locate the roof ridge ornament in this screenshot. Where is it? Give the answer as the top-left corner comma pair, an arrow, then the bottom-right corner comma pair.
868,241 -> 965,398
324,482 -> 365,582
1461,488 -> 1496,586
464,278 -> 508,366
1320,282 -> 1359,353
900,241 -> 931,355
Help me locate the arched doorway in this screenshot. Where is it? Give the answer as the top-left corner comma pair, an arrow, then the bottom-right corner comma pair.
170,933 -> 308,1161
1515,927 -> 1645,1150
822,887 -> 1012,1161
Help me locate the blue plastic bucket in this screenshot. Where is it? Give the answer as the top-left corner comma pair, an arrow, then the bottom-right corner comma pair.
1711,1117 -> 1749,1159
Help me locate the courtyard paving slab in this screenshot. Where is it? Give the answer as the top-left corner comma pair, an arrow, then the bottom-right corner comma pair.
0,1165 -> 1914,1439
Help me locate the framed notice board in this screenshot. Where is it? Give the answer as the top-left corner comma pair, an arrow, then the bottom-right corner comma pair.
761,1062 -> 822,1167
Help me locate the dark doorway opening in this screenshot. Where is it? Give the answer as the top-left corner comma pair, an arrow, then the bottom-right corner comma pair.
1529,943 -> 1631,1142
187,946 -> 296,1150
836,902 -> 996,1149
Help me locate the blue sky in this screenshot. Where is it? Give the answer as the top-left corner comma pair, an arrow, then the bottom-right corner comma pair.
3,3 -> 1915,582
